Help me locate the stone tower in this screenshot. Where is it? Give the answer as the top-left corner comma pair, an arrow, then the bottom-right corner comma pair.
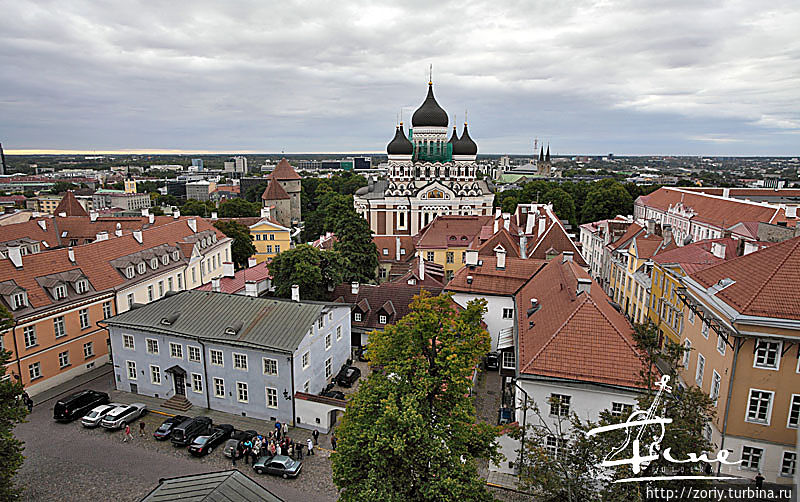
267,158 -> 301,224
261,177 -> 293,228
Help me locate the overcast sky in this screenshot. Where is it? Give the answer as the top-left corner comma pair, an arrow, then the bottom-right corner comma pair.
1,0 -> 798,155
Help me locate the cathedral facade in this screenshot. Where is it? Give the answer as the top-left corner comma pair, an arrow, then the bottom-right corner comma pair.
354,82 -> 495,236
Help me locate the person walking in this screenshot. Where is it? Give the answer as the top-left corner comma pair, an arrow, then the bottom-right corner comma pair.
306,438 -> 314,456
139,421 -> 146,437
755,472 -> 764,489
282,422 -> 288,437
331,434 -> 337,451
296,441 -> 303,460
232,444 -> 241,466
312,429 -> 319,445
123,424 -> 133,442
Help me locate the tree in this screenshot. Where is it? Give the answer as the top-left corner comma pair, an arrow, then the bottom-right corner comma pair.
327,196 -> 378,283
244,182 -> 268,203
267,244 -> 345,300
332,293 -> 500,502
218,198 -> 260,218
150,206 -> 164,216
0,305 -> 28,501
180,199 -> 215,217
541,188 -> 576,225
213,221 -> 256,269
580,179 -> 633,223
49,181 -> 77,194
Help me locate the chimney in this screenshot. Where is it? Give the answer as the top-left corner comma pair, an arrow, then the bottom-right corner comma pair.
395,236 -> 401,261
261,206 -> 271,219
646,219 -> 656,236
90,211 -> 98,222
466,275 -> 473,284
148,213 -> 155,224
743,241 -> 759,256
187,219 -> 197,233
245,280 -> 258,297
223,261 -> 235,278
538,217 -> 546,237
133,230 -> 143,244
7,245 -> 22,268
95,231 -> 108,242
495,207 -> 501,219
563,251 -> 574,263
211,277 -> 221,292
58,212 -> 67,217
663,224 -> 673,246
248,257 -> 257,268
115,223 -> 122,237
525,215 -> 535,235
173,208 -> 181,219
722,187 -> 730,198
419,255 -> 425,281
37,220 -> 47,231
577,277 -> 592,296
496,247 -> 506,269
68,247 -> 75,263
519,233 -> 527,259
465,249 -> 479,266
493,218 -> 498,233
530,298 -> 538,309
711,242 -> 726,259
291,284 -> 300,302
503,214 -> 510,230
141,208 -> 149,217
786,206 -> 798,218
211,211 -> 218,220
351,282 -> 359,294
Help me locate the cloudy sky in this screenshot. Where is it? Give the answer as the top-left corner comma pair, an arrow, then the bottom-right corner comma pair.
1,0 -> 798,155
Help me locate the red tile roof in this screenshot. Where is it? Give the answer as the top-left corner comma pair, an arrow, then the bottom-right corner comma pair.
607,223 -> 644,251
654,237 -> 743,274
527,217 -> 586,266
261,178 -> 291,200
446,256 -> 545,296
196,261 -> 271,294
270,158 -> 301,181
53,191 -> 88,217
374,235 -> 416,264
516,256 -> 648,389
330,282 -> 443,331
394,257 -> 445,288
478,228 -> 521,258
415,215 -> 491,249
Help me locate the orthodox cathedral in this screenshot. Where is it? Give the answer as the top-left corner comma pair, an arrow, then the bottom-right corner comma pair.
354,81 -> 495,236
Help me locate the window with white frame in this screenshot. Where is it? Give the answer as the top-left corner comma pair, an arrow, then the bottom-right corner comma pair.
213,377 -> 225,397
788,394 -> 800,429
78,308 -> 89,329
302,352 -> 309,369
710,371 -> 721,405
303,380 -> 310,393
233,353 -> 248,371
266,387 -> 278,408
354,313 -> 362,322
545,435 -> 566,458
688,309 -> 695,324
191,373 -> 203,393
147,285 -> 154,301
123,334 -> 134,350
146,339 -> 159,355
54,284 -> 67,300
53,316 -> 66,338
695,353 -> 705,386
58,350 -> 69,368
754,340 -> 781,370
169,343 -> 183,359
127,293 -> 134,309
28,361 -> 41,380
325,334 -> 331,350
325,357 -> 332,379
150,365 -> 161,384
102,301 -> 112,319
127,360 -> 137,380
318,317 -> 324,329
336,325 -> 342,341
611,402 -> 633,417
75,279 -> 88,294
83,341 -> 93,359
682,339 -> 691,368
746,389 -> 773,425
740,446 -> 763,471
188,346 -> 201,363
23,325 -> 37,348
502,308 -> 514,319
716,334 -> 726,355
210,349 -> 223,366
549,394 -> 571,417
263,358 -> 278,376
177,274 -> 182,290
701,322 -> 709,339
502,350 -> 515,369
158,281 -> 164,297
12,291 -> 27,310
781,451 -> 797,477
379,315 -> 387,324
236,382 -> 248,403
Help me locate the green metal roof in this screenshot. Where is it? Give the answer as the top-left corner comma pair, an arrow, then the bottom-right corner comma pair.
140,470 -> 283,502
105,290 -> 330,353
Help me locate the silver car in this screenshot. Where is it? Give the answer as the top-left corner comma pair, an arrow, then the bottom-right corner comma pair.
81,404 -> 119,428
100,403 -> 147,429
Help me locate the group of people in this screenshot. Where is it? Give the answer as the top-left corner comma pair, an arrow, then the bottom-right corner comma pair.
232,422 -> 319,466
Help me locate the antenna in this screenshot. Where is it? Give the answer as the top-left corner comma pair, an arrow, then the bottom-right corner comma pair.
429,64 -> 433,84
0,142 -> 6,176
464,109 -> 468,124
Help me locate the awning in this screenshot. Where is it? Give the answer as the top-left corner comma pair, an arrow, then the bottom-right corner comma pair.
165,365 -> 187,377
497,327 -> 514,350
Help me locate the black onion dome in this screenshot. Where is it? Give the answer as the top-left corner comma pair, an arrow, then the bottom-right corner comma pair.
411,83 -> 448,127
387,125 -> 413,155
448,126 -> 459,144
453,123 -> 477,155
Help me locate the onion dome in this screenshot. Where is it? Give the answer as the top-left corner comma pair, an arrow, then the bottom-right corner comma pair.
411,83 -> 448,127
452,123 -> 478,156
387,124 -> 413,155
448,126 -> 459,145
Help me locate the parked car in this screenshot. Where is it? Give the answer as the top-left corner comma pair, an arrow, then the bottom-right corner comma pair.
321,390 -> 345,400
188,424 -> 234,456
356,346 -> 369,362
100,403 -> 147,429
253,454 -> 302,478
223,429 -> 258,458
80,404 -> 119,428
171,416 -> 213,447
53,390 -> 109,422
484,352 -> 500,371
335,366 -> 361,388
153,415 -> 190,440
498,407 -> 512,425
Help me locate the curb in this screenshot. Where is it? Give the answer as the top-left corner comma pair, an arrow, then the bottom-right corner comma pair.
32,366 -> 114,407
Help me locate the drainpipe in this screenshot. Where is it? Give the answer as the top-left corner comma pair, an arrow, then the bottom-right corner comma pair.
288,355 -> 296,426
197,338 -> 211,409
717,336 -> 741,474
10,319 -> 22,384
510,379 -> 530,473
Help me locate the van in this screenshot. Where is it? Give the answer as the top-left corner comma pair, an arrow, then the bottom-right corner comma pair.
53,390 -> 109,422
170,416 -> 212,447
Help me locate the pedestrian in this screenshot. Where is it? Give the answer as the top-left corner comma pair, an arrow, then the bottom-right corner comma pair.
312,429 -> 319,445
123,424 -> 133,442
139,421 -> 146,437
307,438 -> 314,455
233,444 -> 240,466
282,422 -> 288,437
296,442 -> 303,460
250,445 -> 258,465
755,472 -> 764,489
331,434 -> 337,451
22,392 -> 33,412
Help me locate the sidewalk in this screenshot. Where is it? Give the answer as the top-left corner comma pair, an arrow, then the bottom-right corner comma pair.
30,363 -> 114,406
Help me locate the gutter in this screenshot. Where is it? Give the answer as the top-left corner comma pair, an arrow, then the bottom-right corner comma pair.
197,337 -> 211,409
718,336 -> 742,474
11,318 -> 22,382
289,353 -> 296,426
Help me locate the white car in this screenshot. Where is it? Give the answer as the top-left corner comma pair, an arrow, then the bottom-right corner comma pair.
100,403 -> 147,430
81,403 -> 119,428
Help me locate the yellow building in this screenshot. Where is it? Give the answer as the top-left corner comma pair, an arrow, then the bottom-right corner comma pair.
249,212 -> 291,264
413,215 -> 492,282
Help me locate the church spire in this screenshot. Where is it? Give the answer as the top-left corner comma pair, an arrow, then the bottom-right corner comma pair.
539,146 -> 544,162
545,144 -> 550,163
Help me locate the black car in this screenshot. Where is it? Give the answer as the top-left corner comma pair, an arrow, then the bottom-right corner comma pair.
153,415 -> 190,440
171,416 -> 213,447
188,424 -> 234,456
484,352 -> 500,371
223,429 -> 259,458
321,390 -> 345,400
335,366 -> 361,388
53,390 -> 109,422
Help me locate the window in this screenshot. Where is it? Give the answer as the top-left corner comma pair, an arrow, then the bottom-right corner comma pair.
237,382 -> 249,403
233,353 -> 248,370
54,316 -> 66,337
213,377 -> 225,398
137,262 -> 146,274
549,394 -> 571,417
12,292 -> 27,309
192,267 -> 197,283
150,258 -> 158,269
79,308 -> 89,329
545,435 -> 566,458
426,251 -> 434,261
170,343 -> 183,359
146,339 -> 159,355
75,279 -> 88,294
336,325 -> 342,341
263,358 -> 278,376
177,274 -> 183,290
167,277 -> 173,292
754,340 -> 781,370
781,451 -> 797,477
58,350 -> 70,368
266,245 -> 272,253
379,315 -> 387,324
23,325 -> 37,348
710,371 -> 721,405
191,373 -> 203,393
695,353 -> 705,386
325,357 -> 333,378
126,266 -> 135,279
275,245 -> 280,253
121,334 -> 134,350
502,350 -> 515,369
162,254 -> 169,265
716,334 -> 726,356
446,251 -> 454,264
210,349 -> 224,366
502,308 -> 513,319
354,313 -> 362,322
188,346 -> 201,363
746,389 -> 774,425
611,402 -> 633,417
158,281 -> 164,297
701,323 -> 709,339
147,285 -> 154,302
83,341 -> 93,359
382,248 -> 389,256
788,394 -> 800,429
740,446 -> 763,471
54,284 -> 67,300
150,365 -> 161,384
688,309 -> 695,325
127,360 -> 137,380
325,333 -> 331,350
318,317 -> 324,329
302,352 -> 309,369
29,361 -> 41,380
682,339 -> 691,368
102,301 -> 112,319
266,387 -> 278,408
127,293 -> 135,309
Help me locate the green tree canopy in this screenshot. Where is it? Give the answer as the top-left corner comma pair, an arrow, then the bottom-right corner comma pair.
180,199 -> 215,217
244,182 -> 268,203
332,293 -> 499,502
541,188 -> 576,225
0,305 -> 29,501
218,198 -> 260,218
213,220 -> 256,270
267,244 -> 345,300
49,181 -> 77,194
580,179 -> 633,223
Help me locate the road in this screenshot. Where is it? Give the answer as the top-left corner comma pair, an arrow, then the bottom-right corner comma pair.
15,370 -> 337,502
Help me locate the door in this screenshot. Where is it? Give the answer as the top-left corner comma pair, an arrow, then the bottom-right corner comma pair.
174,374 -> 186,396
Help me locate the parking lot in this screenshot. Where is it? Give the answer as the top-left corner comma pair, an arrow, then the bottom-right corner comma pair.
15,366 -> 339,502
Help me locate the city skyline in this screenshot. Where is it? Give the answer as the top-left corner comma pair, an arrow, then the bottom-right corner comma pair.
1,0 -> 798,156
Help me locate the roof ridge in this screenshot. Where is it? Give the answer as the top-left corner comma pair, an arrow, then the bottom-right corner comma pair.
735,237 -> 800,313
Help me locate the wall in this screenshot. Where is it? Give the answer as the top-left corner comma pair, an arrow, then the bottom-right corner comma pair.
294,396 -> 345,434
251,222 -> 291,264
292,305 -> 352,398
450,292 -> 514,351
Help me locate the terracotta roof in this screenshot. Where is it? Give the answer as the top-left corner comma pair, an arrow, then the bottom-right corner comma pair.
311,232 -> 338,250
477,228 -> 521,258
415,215 -> 491,249
53,191 -> 88,217
607,223 -> 644,251
394,257 -> 445,288
56,215 -> 177,241
0,218 -> 60,247
528,218 -> 587,266
632,233 -> 676,259
688,235 -> 800,320
516,256 -> 648,389
270,158 -> 301,181
374,235 -> 416,263
682,187 -> 800,198
446,256 -> 545,296
728,221 -> 760,240
261,178 -> 291,200
330,281 -> 443,331
654,237 -> 743,274
196,261 -> 271,294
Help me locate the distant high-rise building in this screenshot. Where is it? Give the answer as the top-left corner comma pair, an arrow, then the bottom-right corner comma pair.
191,158 -> 203,171
224,156 -> 248,176
0,142 -> 6,175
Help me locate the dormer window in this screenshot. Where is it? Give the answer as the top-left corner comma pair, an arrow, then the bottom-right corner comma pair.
150,258 -> 158,269
137,262 -> 146,274
75,279 -> 88,294
12,291 -> 27,309
126,266 -> 135,278
172,251 -> 179,261
202,238 -> 207,247
354,312 -> 362,322
211,234 -> 217,243
379,315 -> 387,324
53,284 -> 67,300
161,255 -> 169,265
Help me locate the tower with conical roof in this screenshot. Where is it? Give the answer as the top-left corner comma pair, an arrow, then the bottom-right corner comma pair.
263,158 -> 301,224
